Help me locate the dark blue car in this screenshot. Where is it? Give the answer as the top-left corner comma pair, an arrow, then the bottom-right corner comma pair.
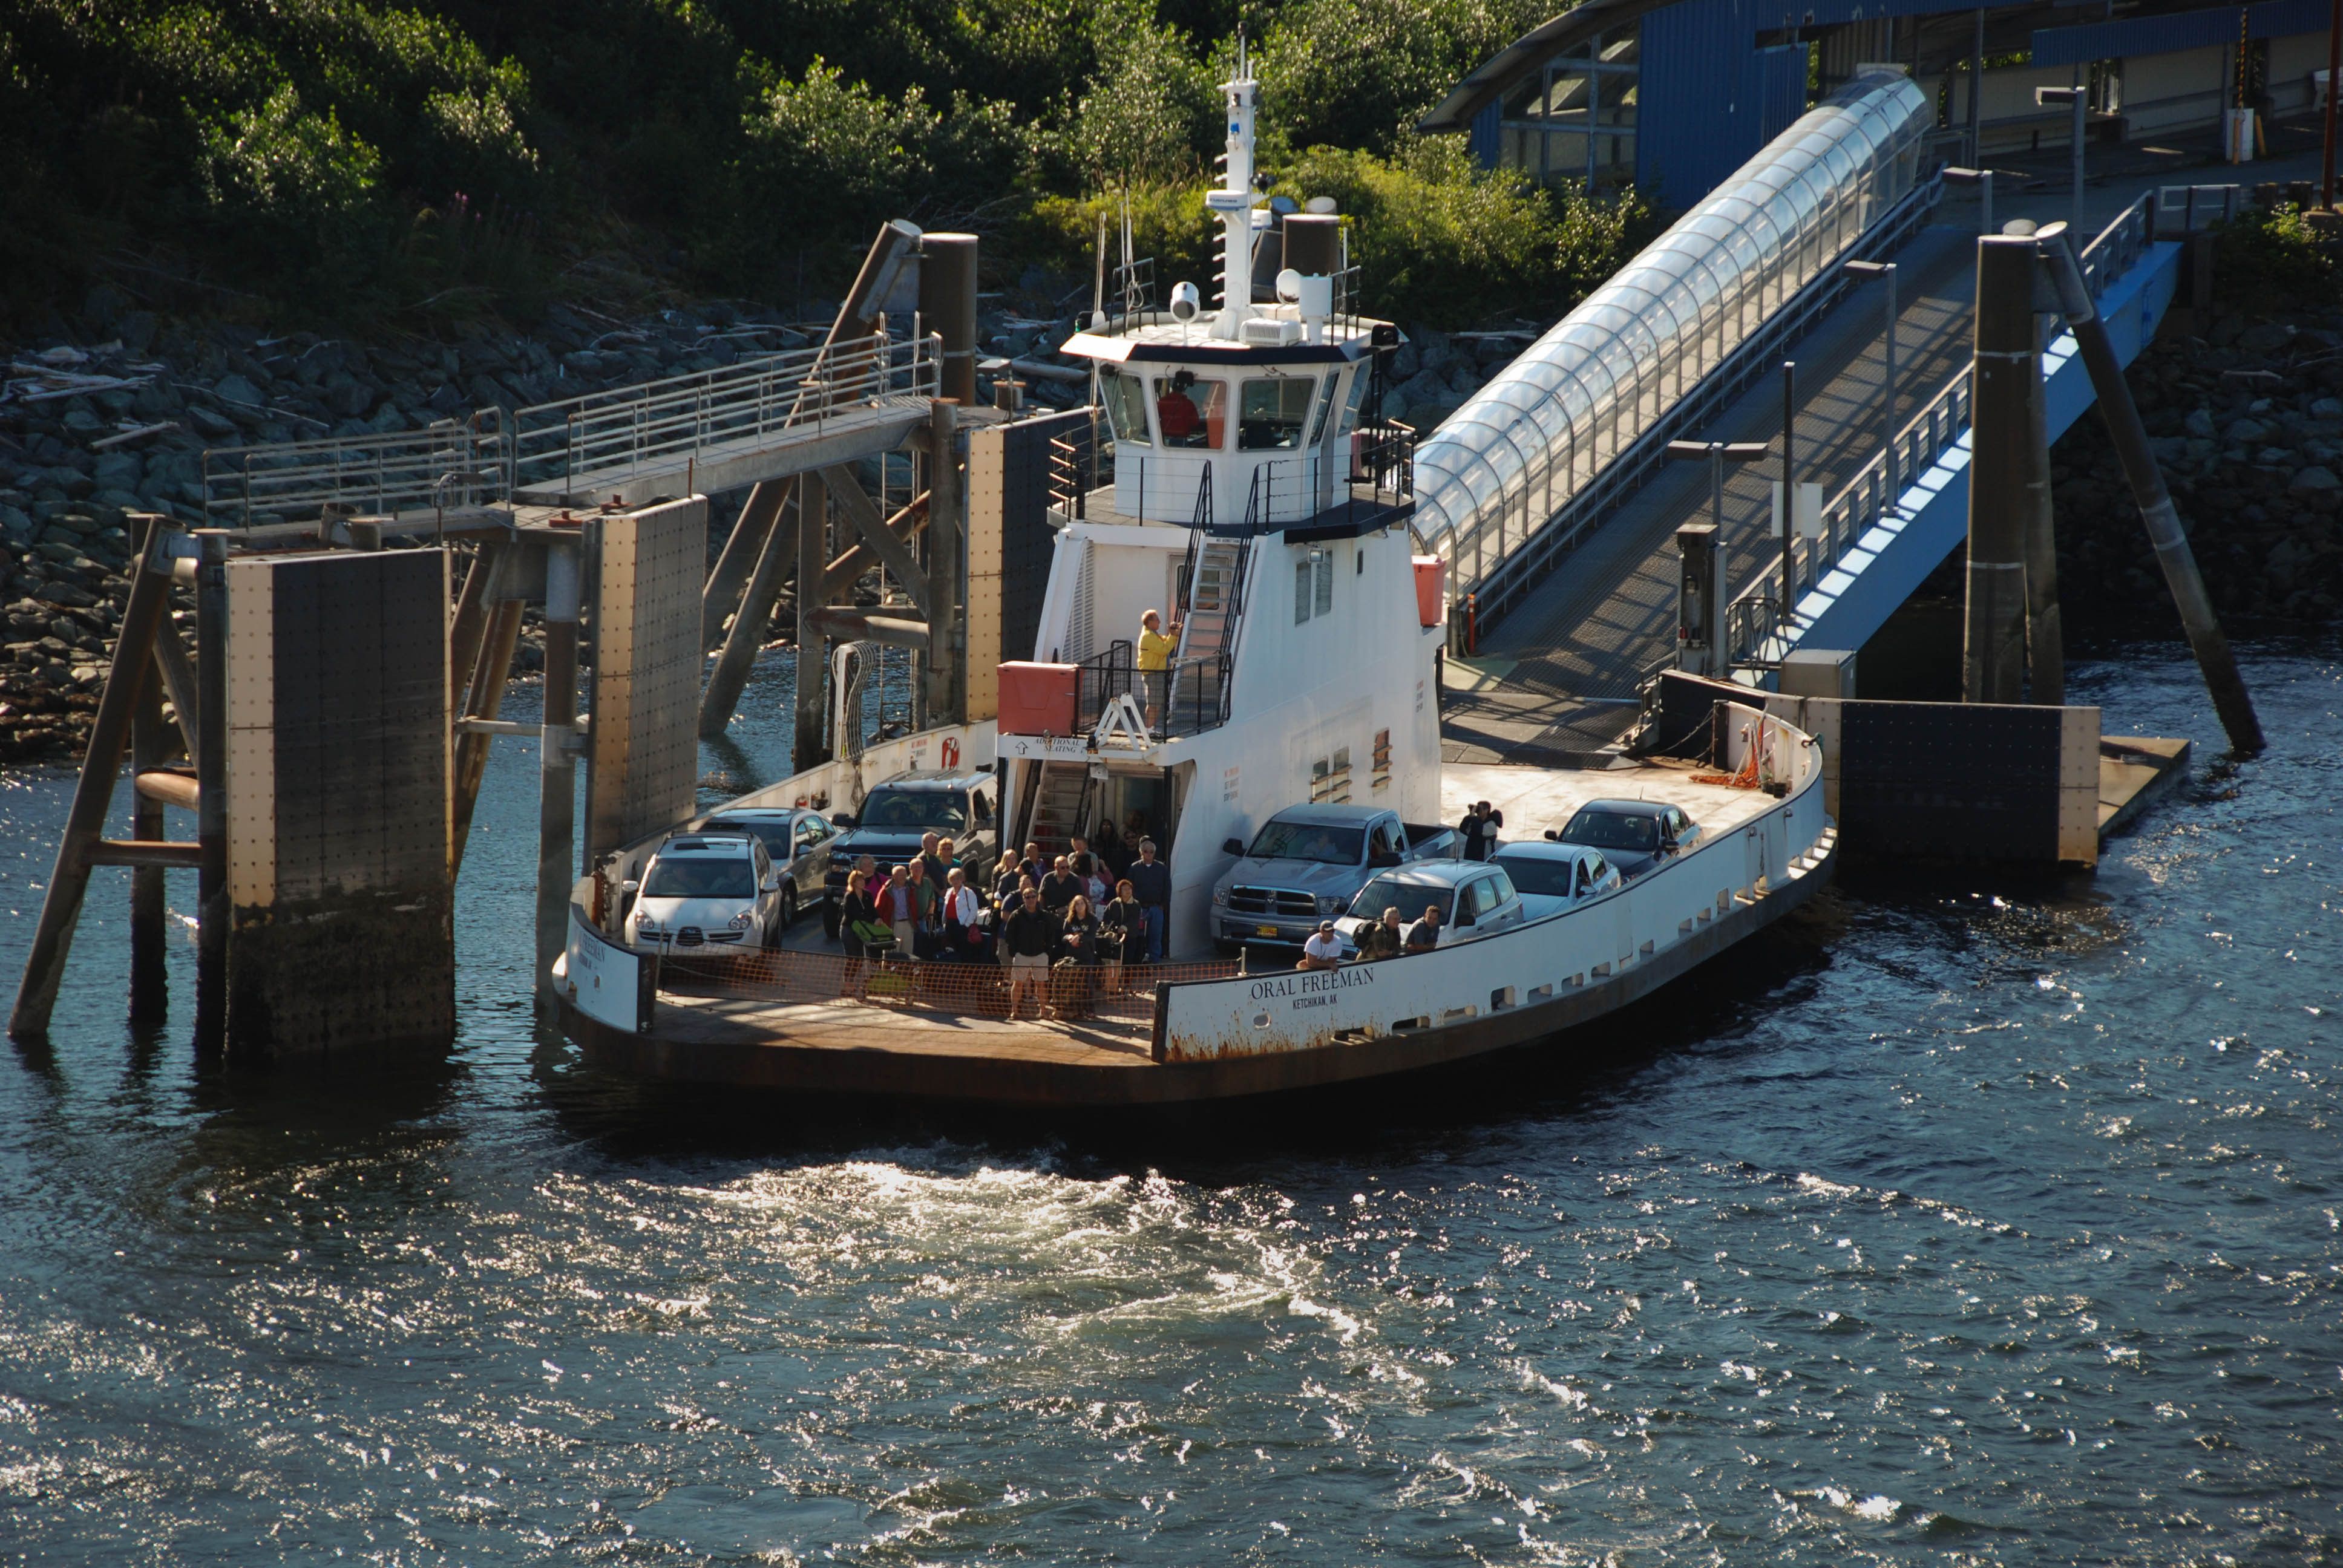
1543,799 -> 1702,881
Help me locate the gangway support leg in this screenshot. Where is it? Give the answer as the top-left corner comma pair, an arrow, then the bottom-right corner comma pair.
699,480 -> 799,740
452,595 -> 528,875
10,523 -> 177,1041
794,471 -> 832,769
701,480 -> 787,655
820,493 -> 926,601
151,616 -> 200,760
129,516 -> 171,1024
2039,232 -> 2263,752
922,399 -> 963,727
448,533 -> 510,702
1964,237 -> 2034,705
821,465 -> 931,621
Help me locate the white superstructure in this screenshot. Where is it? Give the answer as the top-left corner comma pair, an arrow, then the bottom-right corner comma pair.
1008,45 -> 1439,957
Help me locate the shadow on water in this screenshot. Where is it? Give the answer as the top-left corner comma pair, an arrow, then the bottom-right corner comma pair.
156,1035 -> 471,1176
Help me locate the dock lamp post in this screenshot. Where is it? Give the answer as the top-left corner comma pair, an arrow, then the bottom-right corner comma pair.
2035,85 -> 2088,236
1666,439 -> 1775,534
1843,258 -> 1900,509
1943,165 -> 1994,237
1666,438 -> 1772,667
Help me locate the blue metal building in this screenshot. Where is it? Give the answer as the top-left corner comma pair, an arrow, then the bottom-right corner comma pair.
1420,0 -> 2337,209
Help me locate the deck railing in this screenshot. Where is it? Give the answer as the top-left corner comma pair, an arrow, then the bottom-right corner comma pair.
1073,638 -> 1136,733
202,411 -> 510,528
509,328 -> 939,498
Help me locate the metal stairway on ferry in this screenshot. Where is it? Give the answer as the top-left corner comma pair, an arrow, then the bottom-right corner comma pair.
1019,760 -> 1093,863
1165,535 -> 1247,731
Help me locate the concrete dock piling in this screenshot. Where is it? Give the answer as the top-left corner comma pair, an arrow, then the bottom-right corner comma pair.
1964,237 -> 2037,706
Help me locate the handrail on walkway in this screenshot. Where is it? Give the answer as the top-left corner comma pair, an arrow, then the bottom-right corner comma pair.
201,411 -> 511,529
1720,184 -> 2229,670
510,328 -> 940,499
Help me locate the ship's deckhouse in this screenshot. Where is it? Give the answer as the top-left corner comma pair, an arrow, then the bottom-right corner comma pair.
1003,45 -> 1438,955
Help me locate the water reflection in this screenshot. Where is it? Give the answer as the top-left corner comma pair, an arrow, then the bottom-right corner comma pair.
0,635 -> 2335,1566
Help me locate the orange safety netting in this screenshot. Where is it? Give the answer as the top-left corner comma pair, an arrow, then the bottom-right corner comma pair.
655,947 -> 1242,1024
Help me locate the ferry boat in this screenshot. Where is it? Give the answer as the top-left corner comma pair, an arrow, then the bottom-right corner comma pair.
551,47 -> 1839,1107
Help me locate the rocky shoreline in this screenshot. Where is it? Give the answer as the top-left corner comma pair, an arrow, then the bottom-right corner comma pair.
2051,298 -> 2343,626
0,276 -> 1519,765
0,289 -> 862,763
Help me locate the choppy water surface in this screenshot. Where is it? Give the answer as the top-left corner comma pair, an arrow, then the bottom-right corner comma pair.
1,640 -> 2337,1565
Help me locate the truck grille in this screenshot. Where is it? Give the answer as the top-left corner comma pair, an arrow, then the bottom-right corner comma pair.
1226,885 -> 1319,919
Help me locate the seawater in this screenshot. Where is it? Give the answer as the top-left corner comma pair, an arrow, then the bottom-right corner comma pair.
0,639 -> 2336,1564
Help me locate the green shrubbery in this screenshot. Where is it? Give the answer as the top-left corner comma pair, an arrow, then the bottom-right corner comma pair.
2213,203 -> 2340,316
0,0 -> 1650,330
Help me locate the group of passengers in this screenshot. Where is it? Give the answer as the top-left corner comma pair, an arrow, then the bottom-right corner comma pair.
1298,903 -> 1446,973
831,826 -> 1175,1021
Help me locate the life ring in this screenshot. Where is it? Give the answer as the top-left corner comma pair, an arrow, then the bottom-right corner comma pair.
940,736 -> 961,769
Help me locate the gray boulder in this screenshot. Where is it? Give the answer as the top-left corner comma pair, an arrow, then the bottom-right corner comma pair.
2224,417 -> 2269,444
213,373 -> 264,408
2288,466 -> 2338,492
325,379 -> 374,418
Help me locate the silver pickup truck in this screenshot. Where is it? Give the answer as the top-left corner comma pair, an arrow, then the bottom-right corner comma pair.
1208,805 -> 1461,949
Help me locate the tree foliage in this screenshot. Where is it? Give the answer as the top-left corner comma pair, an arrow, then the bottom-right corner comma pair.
0,0 -> 1649,328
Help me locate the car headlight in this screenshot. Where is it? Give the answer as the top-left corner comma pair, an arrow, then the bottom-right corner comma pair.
1317,895 -> 1343,915
1212,887 -> 1228,906
634,915 -> 661,935
728,909 -> 756,930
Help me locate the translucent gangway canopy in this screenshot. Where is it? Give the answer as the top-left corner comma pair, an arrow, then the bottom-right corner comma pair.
1414,68 -> 1932,586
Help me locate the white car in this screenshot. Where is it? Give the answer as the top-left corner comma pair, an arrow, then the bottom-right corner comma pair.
1332,861 -> 1527,955
624,834 -> 786,951
1491,841 -> 1623,920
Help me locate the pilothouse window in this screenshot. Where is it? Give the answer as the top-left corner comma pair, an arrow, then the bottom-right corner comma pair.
1238,377 -> 1313,449
1154,373 -> 1225,449
1101,370 -> 1152,445
1308,371 -> 1340,445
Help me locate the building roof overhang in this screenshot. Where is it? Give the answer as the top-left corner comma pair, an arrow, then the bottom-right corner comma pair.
1416,0 -> 1663,135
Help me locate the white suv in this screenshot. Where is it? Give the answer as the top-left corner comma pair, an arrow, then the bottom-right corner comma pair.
625,834 -> 785,951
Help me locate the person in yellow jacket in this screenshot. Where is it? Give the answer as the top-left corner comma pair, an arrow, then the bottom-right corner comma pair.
1135,608 -> 1181,730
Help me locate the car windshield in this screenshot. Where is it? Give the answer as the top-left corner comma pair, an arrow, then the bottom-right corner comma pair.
1558,808 -> 1657,851
859,789 -> 966,832
1351,874 -> 1449,923
707,815 -> 791,854
643,857 -> 755,899
1492,852 -> 1576,896
1249,820 -> 1365,864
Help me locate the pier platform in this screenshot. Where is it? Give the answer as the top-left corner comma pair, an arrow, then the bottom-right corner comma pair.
2099,736 -> 2193,838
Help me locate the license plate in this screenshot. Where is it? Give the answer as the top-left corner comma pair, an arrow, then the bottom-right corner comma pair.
1255,924 -> 1280,938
